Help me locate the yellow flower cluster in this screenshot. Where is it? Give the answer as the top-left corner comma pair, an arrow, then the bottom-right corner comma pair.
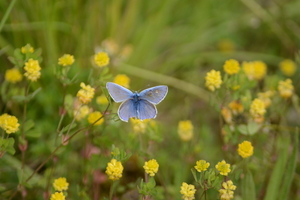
21,44 -> 34,54
105,159 -> 124,181
53,177 -> 69,192
143,159 -> 159,177
5,68 -> 23,83
242,61 -> 267,80
279,59 -> 296,76
76,82 -> 95,104
194,160 -> 210,172
24,58 -> 41,81
219,180 -> 236,200
113,74 -> 130,88
237,141 -> 254,158
257,90 -> 275,108
215,160 -> 231,176
88,111 -> 104,125
180,182 -> 196,200
74,105 -> 90,121
130,118 -> 150,133
178,120 -> 194,141
223,59 -> 240,75
250,98 -> 266,118
50,192 -> 65,200
0,114 -> 20,134
94,52 -> 110,67
96,95 -> 109,105
278,79 -> 294,99
221,107 -> 232,124
58,54 -> 75,66
228,100 -> 244,115
205,70 -> 222,91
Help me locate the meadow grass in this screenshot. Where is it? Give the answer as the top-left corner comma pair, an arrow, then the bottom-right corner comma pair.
0,0 -> 299,199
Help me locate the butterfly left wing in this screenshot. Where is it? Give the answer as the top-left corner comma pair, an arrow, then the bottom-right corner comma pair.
106,82 -> 133,103
139,85 -> 168,105
137,99 -> 157,120
118,99 -> 138,122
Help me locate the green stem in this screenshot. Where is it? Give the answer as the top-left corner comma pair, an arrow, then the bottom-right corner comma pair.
109,180 -> 118,200
0,0 -> 17,33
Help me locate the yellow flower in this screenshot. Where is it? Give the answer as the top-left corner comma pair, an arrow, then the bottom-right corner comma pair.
194,160 -> 210,172
219,180 -> 236,200
130,118 -> 150,133
5,68 -> 23,83
21,44 -> 34,54
96,95 -> 109,105
178,120 -> 194,141
242,61 -> 267,80
279,59 -> 296,76
58,54 -> 75,66
24,58 -> 41,81
250,98 -> 266,118
0,114 -> 20,134
278,79 -> 294,99
76,82 -> 95,104
74,105 -> 90,121
53,177 -> 69,191
228,100 -> 244,115
94,52 -> 110,67
221,107 -> 232,124
113,74 -> 130,88
87,111 -> 104,125
105,159 -> 124,181
215,160 -> 231,176
180,182 -> 196,200
223,59 -> 240,75
143,159 -> 159,177
237,141 -> 254,158
205,70 -> 222,91
257,90 -> 275,108
50,192 -> 65,200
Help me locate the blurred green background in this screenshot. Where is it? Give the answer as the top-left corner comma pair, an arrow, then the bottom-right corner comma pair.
1,0 -> 300,199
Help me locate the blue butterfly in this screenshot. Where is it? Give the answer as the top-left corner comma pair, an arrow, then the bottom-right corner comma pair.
106,82 -> 168,122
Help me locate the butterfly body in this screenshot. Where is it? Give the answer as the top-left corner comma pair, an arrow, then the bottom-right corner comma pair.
106,82 -> 168,122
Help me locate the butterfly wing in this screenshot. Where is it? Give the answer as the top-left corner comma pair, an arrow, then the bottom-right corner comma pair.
137,99 -> 157,120
139,85 -> 168,105
106,82 -> 133,103
118,99 -> 138,122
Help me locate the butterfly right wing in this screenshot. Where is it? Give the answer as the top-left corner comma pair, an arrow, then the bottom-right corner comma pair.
106,82 -> 133,103
118,99 -> 138,122
137,99 -> 157,120
139,85 -> 168,105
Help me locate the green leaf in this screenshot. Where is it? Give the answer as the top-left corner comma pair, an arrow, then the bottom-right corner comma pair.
191,168 -> 198,182
6,138 -> 15,155
24,119 -> 35,132
8,56 -> 17,65
238,124 -> 248,135
147,177 -> 156,188
277,129 -> 298,199
27,87 -> 42,100
60,123 -> 77,134
241,170 -> 256,200
247,121 -> 261,135
26,129 -> 41,138
12,95 -> 28,102
264,135 -> 289,200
